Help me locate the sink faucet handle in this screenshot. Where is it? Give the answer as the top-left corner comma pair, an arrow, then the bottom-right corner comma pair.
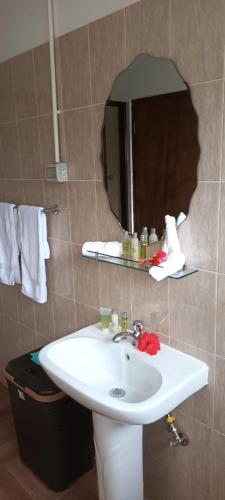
132,320 -> 143,338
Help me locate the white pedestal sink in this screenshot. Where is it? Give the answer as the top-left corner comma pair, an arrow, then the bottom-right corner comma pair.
39,324 -> 208,500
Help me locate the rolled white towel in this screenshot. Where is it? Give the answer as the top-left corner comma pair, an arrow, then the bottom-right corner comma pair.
149,252 -> 185,281
82,241 -> 122,258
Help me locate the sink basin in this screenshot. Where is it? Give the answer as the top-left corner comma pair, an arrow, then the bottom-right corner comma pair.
39,324 -> 208,425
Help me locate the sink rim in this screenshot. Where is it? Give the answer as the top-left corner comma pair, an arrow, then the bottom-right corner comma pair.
39,324 -> 208,425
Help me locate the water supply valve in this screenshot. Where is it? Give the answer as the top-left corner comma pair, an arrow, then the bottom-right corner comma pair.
166,414 -> 189,448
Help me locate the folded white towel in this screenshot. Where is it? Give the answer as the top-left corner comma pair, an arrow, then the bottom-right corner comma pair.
82,241 -> 122,258
18,206 -> 50,303
150,215 -> 185,281
0,202 -> 21,285
149,252 -> 185,281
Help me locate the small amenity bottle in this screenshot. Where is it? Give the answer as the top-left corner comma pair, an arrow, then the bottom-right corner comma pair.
121,312 -> 128,332
142,226 -> 149,244
140,233 -> 146,259
149,228 -> 158,244
131,232 -> 140,261
122,231 -> 130,258
111,309 -> 119,333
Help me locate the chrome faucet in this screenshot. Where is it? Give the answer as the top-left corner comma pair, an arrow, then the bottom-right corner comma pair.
112,320 -> 143,345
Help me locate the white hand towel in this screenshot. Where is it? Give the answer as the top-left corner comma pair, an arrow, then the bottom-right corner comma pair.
18,206 -> 50,303
82,241 -> 122,258
0,202 -> 21,285
150,214 -> 185,281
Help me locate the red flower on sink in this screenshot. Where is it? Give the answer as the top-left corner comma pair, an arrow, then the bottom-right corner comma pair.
138,332 -> 160,355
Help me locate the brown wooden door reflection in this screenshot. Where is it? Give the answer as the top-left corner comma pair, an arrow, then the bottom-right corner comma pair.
132,91 -> 200,237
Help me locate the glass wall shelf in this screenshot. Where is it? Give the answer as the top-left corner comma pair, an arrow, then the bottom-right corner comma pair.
83,251 -> 198,279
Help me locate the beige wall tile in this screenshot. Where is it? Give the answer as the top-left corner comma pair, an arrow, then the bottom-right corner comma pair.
0,316 -> 21,368
169,271 -> 216,352
73,245 -> 100,308
0,123 -> 21,179
126,0 -> 170,64
63,108 -> 94,180
131,270 -> 168,335
92,104 -> 104,180
178,182 -> 220,271
23,180 -> 45,206
59,26 -> 91,109
214,356 -> 225,434
34,291 -> 54,340
76,302 -> 99,330
69,181 -> 97,244
144,418 -> 169,466
1,180 -> 24,204
212,431 -> 225,500
167,412 -> 212,498
47,239 -> 74,298
96,181 -> 123,241
143,454 -> 168,500
89,10 -> 125,104
47,209 -> 70,241
191,81 -> 223,181
19,324 -> 49,353
99,263 -> 132,317
170,339 -> 214,426
218,183 -> 225,273
0,60 -> 16,123
38,114 -> 54,167
171,0 -> 225,84
33,42 -> 52,116
17,293 -> 35,330
0,285 -> 18,321
216,274 -> 225,357
44,181 -> 68,209
52,294 -> 76,339
18,118 -> 42,179
12,51 -> 37,119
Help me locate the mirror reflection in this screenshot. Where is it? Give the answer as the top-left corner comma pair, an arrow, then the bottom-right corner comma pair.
102,54 -> 200,238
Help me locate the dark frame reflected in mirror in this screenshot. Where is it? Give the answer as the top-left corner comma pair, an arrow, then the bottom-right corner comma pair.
101,54 -> 200,238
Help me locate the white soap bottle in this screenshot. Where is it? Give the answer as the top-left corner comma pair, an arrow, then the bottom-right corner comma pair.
149,228 -> 158,244
111,309 -> 119,333
131,232 -> 140,261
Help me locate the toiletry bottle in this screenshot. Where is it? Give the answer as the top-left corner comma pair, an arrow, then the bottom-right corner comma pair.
111,309 -> 119,333
140,234 -> 146,259
142,226 -> 148,244
131,232 -> 140,261
121,312 -> 128,332
122,231 -> 130,259
149,228 -> 158,244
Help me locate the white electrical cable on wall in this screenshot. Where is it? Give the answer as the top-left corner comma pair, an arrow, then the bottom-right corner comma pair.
48,0 -> 60,164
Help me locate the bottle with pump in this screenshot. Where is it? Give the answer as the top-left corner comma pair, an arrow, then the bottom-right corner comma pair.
140,234 -> 147,259
131,232 -> 140,261
149,228 -> 158,244
122,231 -> 130,259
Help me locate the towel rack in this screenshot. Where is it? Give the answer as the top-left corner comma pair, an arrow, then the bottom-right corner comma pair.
0,203 -> 60,215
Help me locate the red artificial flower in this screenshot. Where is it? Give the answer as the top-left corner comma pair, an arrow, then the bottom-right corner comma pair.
138,332 -> 160,356
150,251 -> 168,267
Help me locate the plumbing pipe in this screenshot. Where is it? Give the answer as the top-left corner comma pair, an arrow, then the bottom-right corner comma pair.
47,0 -> 60,164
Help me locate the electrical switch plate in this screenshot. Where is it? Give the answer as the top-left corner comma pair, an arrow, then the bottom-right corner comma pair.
45,162 -> 69,182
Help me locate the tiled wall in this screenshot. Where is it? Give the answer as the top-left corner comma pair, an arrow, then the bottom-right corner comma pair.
0,0 -> 225,498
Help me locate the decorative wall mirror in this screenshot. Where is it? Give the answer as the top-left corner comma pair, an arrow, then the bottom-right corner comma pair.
102,54 -> 200,237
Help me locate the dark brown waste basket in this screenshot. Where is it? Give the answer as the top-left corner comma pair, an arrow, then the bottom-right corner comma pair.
5,348 -> 94,492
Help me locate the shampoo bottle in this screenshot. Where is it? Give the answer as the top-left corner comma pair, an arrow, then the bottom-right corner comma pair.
140,233 -> 147,259
122,231 -> 130,259
142,226 -> 148,244
149,228 -> 158,244
131,232 -> 140,261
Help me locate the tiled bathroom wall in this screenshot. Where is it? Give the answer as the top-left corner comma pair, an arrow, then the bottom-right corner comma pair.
0,0 -> 225,498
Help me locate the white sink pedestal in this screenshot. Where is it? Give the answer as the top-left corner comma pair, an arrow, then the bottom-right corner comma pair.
93,412 -> 143,500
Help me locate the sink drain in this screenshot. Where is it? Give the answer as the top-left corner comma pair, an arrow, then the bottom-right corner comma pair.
109,388 -> 126,398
